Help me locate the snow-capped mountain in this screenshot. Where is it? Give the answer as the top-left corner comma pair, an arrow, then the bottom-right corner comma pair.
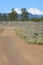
27,8 -> 43,15
14,8 -> 43,15
14,8 -> 43,18
15,8 -> 21,14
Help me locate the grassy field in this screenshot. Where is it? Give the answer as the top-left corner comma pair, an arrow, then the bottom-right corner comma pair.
0,27 -> 4,34
0,21 -> 43,45
0,21 -> 8,34
12,21 -> 43,45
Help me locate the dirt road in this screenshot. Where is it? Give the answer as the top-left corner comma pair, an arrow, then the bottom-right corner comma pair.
0,26 -> 43,65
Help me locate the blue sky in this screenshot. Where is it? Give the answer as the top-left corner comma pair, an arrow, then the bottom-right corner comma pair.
0,0 -> 43,13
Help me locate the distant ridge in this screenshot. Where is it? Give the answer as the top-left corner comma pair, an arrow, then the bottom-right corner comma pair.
14,8 -> 43,18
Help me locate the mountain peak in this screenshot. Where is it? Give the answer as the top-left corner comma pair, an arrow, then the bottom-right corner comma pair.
14,8 -> 43,15
14,8 -> 21,14
27,8 -> 43,15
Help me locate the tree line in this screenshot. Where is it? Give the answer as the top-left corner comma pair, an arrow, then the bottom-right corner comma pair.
0,8 -> 43,21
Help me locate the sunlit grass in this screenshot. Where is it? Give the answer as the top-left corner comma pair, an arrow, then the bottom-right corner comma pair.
14,21 -> 43,45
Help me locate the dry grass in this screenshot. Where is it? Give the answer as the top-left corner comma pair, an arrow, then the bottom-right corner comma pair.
0,27 -> 4,34
14,24 -> 43,45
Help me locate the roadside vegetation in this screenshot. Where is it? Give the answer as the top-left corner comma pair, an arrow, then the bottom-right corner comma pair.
0,27 -> 4,34
0,21 -> 7,34
14,21 -> 43,45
